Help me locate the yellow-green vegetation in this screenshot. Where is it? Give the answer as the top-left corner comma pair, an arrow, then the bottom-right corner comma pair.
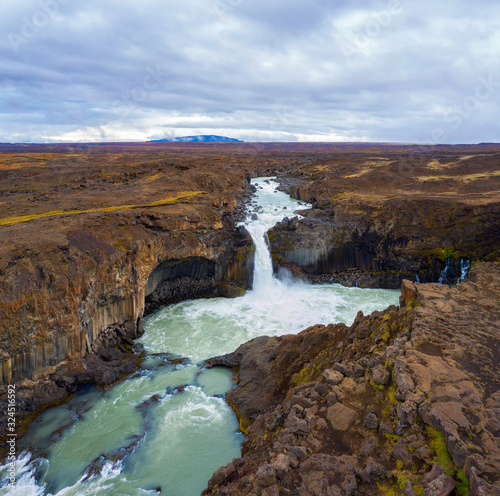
344,160 -> 395,179
384,433 -> 401,445
0,153 -> 87,169
388,385 -> 401,405
416,170 -> 500,182
426,156 -> 475,169
291,362 -> 321,387
377,472 -> 425,495
375,481 -> 404,495
0,191 -> 205,226
413,485 -> 424,496
290,348 -> 334,387
441,247 -> 456,260
426,426 -> 470,496
143,172 -> 163,182
228,399 -> 249,435
382,385 -> 401,418
397,475 -> 407,490
370,378 -> 385,391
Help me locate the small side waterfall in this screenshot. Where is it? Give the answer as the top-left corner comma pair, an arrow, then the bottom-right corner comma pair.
438,256 -> 471,285
438,257 -> 454,285
457,259 -> 471,283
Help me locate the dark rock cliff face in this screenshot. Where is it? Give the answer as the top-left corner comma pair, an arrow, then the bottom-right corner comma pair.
203,262 -> 500,496
144,226 -> 254,314
0,221 -> 253,385
268,198 -> 500,288
0,220 -> 254,440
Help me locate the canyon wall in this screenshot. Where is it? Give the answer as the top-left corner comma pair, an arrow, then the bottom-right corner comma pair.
268,196 -> 499,288
0,145 -> 259,438
0,225 -> 253,386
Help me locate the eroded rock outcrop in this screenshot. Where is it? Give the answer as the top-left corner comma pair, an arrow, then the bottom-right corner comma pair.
203,262 -> 500,496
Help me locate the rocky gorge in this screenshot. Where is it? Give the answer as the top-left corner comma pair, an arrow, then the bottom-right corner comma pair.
0,142 -> 259,441
0,142 -> 499,495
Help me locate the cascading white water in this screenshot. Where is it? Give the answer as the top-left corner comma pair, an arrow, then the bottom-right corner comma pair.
243,179 -> 295,293
438,257 -> 454,285
0,177 -> 400,496
457,258 -> 471,283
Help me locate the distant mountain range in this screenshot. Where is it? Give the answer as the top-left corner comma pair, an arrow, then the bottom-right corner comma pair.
147,135 -> 244,143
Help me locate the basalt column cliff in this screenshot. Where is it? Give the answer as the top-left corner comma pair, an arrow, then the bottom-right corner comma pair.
0,143 -> 260,437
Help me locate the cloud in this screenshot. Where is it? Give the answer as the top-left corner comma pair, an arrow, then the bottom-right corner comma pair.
0,0 -> 499,143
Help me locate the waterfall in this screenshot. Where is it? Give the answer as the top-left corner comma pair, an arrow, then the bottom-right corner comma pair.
438,257 -> 454,285
457,259 -> 471,283
241,178 -> 310,297
438,257 -> 471,285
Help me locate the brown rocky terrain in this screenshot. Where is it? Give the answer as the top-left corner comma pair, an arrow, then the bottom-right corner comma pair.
0,141 -> 499,490
204,262 -> 500,496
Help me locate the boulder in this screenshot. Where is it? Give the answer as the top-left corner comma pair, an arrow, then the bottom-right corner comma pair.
256,464 -> 276,487
422,464 -> 455,496
323,369 -> 344,385
372,365 -> 391,386
364,412 -> 378,430
206,460 -> 238,489
397,401 -> 418,427
273,454 -> 290,480
327,403 -> 358,431
326,392 -> 338,406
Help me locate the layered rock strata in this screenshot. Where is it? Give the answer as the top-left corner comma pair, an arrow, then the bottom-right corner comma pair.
204,262 -> 500,496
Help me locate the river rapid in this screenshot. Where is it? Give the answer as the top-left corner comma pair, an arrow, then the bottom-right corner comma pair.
0,177 -> 399,495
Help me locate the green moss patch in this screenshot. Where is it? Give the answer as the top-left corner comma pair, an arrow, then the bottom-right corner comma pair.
426,426 -> 470,496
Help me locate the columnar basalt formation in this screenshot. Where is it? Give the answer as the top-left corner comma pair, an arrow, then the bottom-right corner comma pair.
204,262 -> 500,496
0,143 -> 259,439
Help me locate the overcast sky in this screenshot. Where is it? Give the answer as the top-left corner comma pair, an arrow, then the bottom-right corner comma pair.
1,0 -> 499,143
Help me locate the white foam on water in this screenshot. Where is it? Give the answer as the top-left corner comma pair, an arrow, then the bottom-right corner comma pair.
0,453 -> 46,496
139,177 -> 398,362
